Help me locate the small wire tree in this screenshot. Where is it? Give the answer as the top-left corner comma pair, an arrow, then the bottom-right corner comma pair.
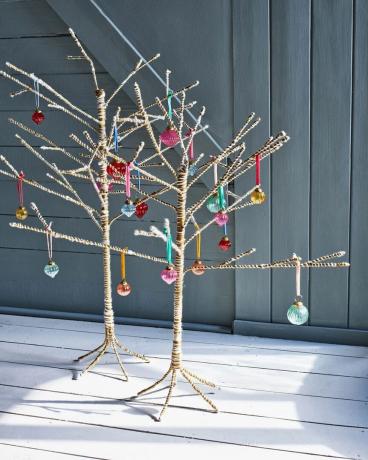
0,29 -> 172,380
128,73 -> 349,420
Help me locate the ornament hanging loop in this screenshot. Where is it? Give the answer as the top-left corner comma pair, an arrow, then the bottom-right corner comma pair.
46,222 -> 54,262
293,253 -> 302,299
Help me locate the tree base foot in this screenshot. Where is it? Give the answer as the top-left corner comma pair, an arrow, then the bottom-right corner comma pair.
75,334 -> 149,381
136,366 -> 218,421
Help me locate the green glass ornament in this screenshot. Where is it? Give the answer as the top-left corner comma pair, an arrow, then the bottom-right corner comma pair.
287,300 -> 309,325
206,193 -> 220,213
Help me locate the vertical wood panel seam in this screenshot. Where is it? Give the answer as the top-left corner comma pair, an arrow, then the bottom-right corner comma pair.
308,0 -> 313,325
269,0 -> 273,323
347,0 -> 355,329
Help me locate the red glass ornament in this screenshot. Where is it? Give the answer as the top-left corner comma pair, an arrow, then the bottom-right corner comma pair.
161,265 -> 178,285
160,124 -> 180,147
32,109 -> 45,125
107,160 -> 126,178
135,201 -> 149,219
191,259 -> 205,276
218,236 -> 232,251
116,279 -> 132,296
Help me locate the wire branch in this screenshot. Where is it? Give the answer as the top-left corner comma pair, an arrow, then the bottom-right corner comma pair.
9,222 -> 167,265
69,28 -> 99,91
107,53 -> 160,106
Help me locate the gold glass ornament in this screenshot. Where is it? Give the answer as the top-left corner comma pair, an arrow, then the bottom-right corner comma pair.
15,206 -> 28,220
250,187 -> 266,204
191,259 -> 205,276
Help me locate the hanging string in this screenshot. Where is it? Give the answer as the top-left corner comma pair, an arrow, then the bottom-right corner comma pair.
255,154 -> 261,186
194,222 -> 201,260
33,76 -> 40,108
125,163 -> 131,198
17,171 -> 25,206
188,129 -> 194,161
213,162 -> 218,185
46,222 -> 53,261
223,222 -> 227,236
114,123 -> 119,153
218,185 -> 226,210
121,248 -> 128,280
134,161 -> 141,191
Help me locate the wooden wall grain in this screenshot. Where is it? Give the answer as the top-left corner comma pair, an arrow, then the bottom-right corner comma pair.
0,0 -> 366,338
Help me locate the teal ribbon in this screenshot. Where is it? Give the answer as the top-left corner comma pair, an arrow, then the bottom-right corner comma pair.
218,185 -> 226,210
167,90 -> 173,120
166,234 -> 173,265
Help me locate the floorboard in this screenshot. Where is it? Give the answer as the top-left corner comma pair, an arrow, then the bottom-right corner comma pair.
0,314 -> 367,459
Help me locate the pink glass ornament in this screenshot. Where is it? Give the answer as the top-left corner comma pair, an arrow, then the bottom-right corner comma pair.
214,211 -> 229,227
160,124 -> 180,147
97,181 -> 113,192
218,236 -> 232,251
32,109 -> 45,125
116,279 -> 132,296
161,265 -> 178,285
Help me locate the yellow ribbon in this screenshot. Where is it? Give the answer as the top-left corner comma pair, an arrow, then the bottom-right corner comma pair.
121,247 -> 128,279
194,223 -> 201,260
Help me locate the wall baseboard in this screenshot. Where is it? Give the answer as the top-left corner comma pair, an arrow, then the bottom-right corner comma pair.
233,320 -> 368,346
0,306 -> 230,334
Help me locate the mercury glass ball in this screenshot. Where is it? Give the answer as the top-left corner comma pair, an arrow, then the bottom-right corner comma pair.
250,187 -> 266,205
16,206 -> 28,221
287,301 -> 309,325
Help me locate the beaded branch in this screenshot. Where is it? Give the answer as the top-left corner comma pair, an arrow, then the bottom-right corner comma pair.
0,29 -> 349,420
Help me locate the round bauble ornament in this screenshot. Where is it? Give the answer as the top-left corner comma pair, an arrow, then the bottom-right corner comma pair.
250,187 -> 266,204
218,235 -> 232,251
161,265 -> 178,285
135,201 -> 149,219
121,199 -> 136,217
107,160 -> 126,178
15,206 -> 28,221
160,123 -> 180,147
191,259 -> 205,276
287,300 -> 309,325
44,260 -> 59,278
206,193 -> 220,213
32,109 -> 45,125
188,161 -> 197,177
117,279 -> 132,296
214,210 -> 228,227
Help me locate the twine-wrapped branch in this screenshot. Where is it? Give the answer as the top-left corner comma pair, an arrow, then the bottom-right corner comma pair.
9,222 -> 167,264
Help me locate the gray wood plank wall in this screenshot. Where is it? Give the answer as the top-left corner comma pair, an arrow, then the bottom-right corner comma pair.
0,0 -> 366,340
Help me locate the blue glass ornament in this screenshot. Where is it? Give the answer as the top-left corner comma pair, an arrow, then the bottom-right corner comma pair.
44,260 -> 59,278
206,193 -> 220,213
121,199 -> 136,217
287,300 -> 309,325
188,162 -> 197,177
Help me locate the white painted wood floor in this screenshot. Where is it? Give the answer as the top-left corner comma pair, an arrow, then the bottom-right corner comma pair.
0,314 -> 367,460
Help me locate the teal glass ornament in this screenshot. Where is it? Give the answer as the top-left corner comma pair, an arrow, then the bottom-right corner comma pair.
206,193 -> 220,213
44,260 -> 59,278
121,199 -> 136,217
188,161 -> 197,177
287,300 -> 309,325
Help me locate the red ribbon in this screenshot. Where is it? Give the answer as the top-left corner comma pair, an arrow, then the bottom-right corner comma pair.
255,154 -> 260,186
17,171 -> 25,206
